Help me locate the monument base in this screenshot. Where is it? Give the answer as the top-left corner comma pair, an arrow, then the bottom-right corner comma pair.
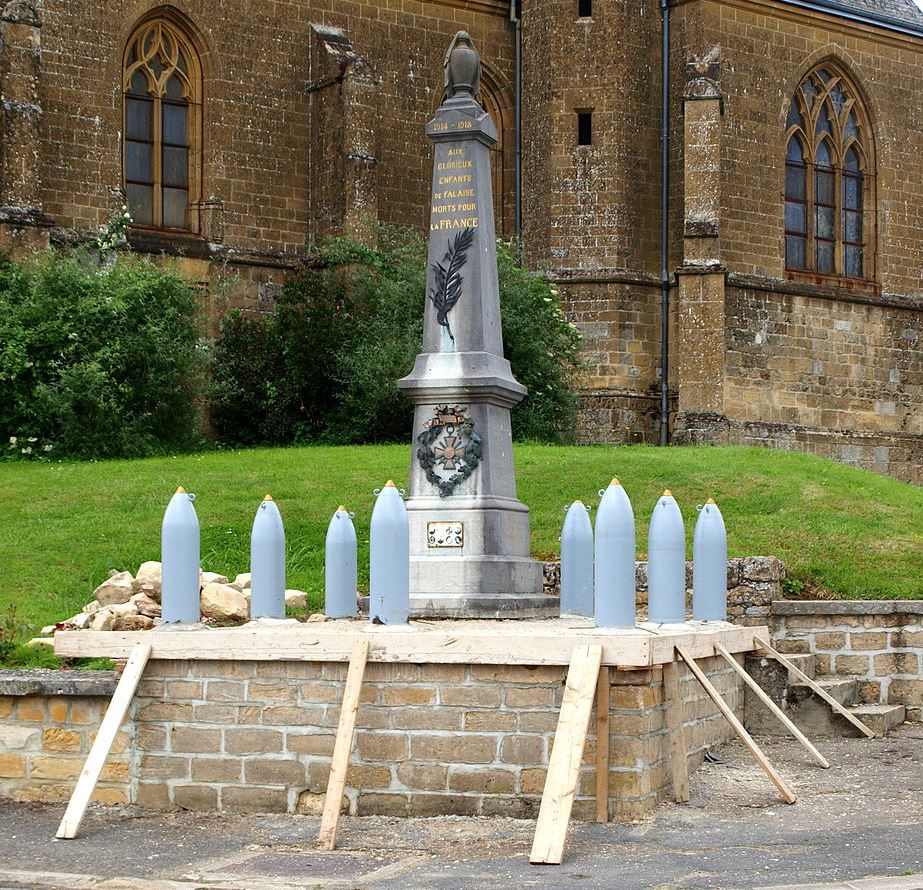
360,589 -> 557,619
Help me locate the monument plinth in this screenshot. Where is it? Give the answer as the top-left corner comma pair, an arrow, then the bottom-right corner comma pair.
397,32 -> 549,618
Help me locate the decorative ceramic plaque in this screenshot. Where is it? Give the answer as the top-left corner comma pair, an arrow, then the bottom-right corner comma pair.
427,521 -> 464,548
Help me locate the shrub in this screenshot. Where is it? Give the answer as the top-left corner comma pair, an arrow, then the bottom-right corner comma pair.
209,229 -> 580,445
0,250 -> 203,459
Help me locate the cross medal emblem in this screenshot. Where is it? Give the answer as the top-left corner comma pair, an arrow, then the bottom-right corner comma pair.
416,404 -> 483,497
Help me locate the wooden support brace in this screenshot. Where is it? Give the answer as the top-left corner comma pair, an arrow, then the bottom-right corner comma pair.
318,638 -> 370,851
56,642 -> 151,839
754,636 -> 875,739
662,660 -> 690,803
714,642 -> 830,769
595,666 -> 609,823
675,644 -> 796,805
530,644 -> 603,865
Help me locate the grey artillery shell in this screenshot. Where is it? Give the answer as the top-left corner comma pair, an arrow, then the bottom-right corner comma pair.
250,496 -> 286,619
325,507 -> 358,618
594,480 -> 636,628
161,488 -> 200,624
692,500 -> 728,621
369,483 -> 409,625
647,491 -> 686,623
560,501 -> 593,617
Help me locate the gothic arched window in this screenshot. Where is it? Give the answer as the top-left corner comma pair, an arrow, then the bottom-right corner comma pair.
123,18 -> 202,231
784,65 -> 873,280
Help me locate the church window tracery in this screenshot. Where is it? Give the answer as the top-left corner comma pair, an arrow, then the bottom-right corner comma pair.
123,18 -> 202,231
784,65 -> 874,281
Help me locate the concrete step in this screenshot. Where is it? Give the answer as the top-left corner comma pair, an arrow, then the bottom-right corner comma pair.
791,677 -> 858,708
849,703 -> 906,735
779,652 -> 816,682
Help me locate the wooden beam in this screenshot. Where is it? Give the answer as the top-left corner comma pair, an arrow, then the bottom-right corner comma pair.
714,642 -> 830,769
530,644 -> 603,865
595,666 -> 610,823
675,644 -> 796,805
56,643 -> 151,839
753,636 -> 876,739
662,661 -> 690,803
318,638 -> 370,851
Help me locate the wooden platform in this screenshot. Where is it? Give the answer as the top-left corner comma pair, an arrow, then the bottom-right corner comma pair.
53,619 -> 767,667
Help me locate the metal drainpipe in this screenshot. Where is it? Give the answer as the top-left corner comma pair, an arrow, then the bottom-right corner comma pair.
511,0 -> 522,243
659,0 -> 671,446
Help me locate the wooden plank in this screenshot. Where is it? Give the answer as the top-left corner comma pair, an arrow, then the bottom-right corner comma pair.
595,666 -> 609,823
318,638 -> 370,851
648,624 -> 769,665
714,642 -> 830,769
675,645 -> 796,805
530,644 -> 603,865
753,636 -> 876,739
662,660 -> 690,803
53,627 -> 652,667
56,643 -> 151,839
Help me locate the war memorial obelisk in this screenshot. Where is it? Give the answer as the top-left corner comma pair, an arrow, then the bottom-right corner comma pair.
397,32 -> 549,618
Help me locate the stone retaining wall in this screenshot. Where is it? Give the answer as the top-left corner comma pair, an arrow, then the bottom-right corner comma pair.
770,601 -> 923,720
0,671 -> 130,804
542,556 -> 784,626
0,658 -> 743,821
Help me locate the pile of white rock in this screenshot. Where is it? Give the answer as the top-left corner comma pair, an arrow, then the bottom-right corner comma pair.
44,562 -> 313,633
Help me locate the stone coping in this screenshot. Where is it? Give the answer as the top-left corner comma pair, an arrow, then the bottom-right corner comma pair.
772,600 -> 923,615
0,669 -> 118,697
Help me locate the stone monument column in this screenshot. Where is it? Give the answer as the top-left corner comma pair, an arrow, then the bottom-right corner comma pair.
397,32 -> 549,618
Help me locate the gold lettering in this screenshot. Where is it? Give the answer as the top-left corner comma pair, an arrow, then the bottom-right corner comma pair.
433,122 -> 448,132
438,174 -> 473,184
456,120 -> 472,129
448,148 -> 464,156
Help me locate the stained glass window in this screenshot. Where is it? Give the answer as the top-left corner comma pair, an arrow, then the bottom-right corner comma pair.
783,65 -> 873,280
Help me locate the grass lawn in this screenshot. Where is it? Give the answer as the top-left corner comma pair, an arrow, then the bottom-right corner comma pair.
0,444 -> 920,652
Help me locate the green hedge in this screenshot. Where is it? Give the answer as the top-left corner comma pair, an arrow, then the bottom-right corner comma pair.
0,251 -> 203,460
210,230 -> 581,445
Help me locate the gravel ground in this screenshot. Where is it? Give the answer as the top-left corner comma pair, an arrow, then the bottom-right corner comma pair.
0,724 -> 920,890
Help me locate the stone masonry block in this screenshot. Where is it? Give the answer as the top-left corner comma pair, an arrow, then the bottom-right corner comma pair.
244,757 -> 308,786
247,682 -> 297,703
464,710 -> 517,732
504,686 -> 554,708
221,786 -> 288,813
499,734 -> 545,765
381,686 -> 436,706
173,785 -> 219,811
397,763 -> 447,791
888,679 -> 923,705
285,733 -> 336,756
411,734 -> 495,764
28,756 -> 82,780
813,632 -> 846,650
346,764 -> 392,789
835,655 -> 870,675
15,698 -> 47,721
0,753 -> 26,778
192,758 -> 242,783
448,767 -> 515,794
849,632 -> 887,650
224,728 -> 284,755
0,725 -> 40,750
392,708 -> 460,731
42,729 -> 81,753
356,732 -> 408,762
439,686 -> 502,707
171,727 -> 221,754
139,755 -> 189,779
